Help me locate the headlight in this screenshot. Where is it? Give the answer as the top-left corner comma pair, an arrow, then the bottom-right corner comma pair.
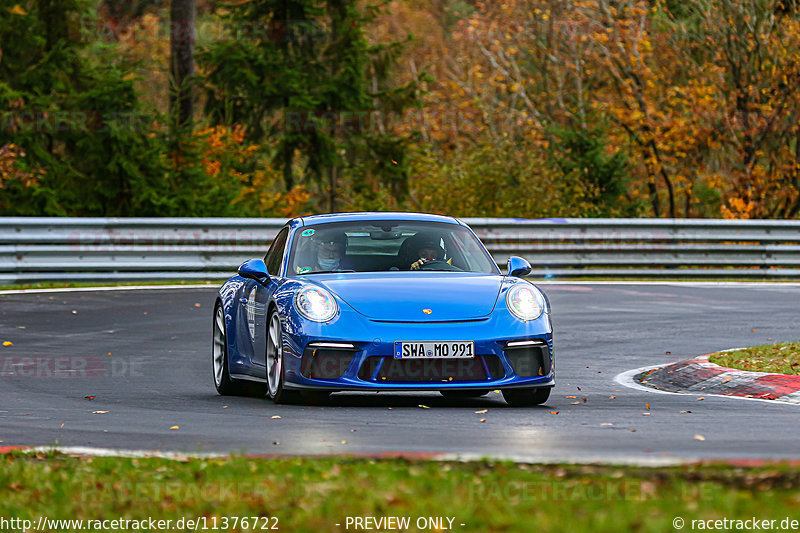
295,286 -> 338,322
506,283 -> 545,321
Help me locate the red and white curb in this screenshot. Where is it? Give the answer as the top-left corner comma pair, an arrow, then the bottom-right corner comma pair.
624,354 -> 800,405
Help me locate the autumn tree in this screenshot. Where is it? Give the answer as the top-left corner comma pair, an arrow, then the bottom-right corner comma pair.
689,0 -> 800,218
170,0 -> 196,128
199,0 -> 420,211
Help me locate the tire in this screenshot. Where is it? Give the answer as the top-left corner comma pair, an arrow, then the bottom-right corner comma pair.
502,387 -> 551,407
266,309 -> 302,404
212,302 -> 265,396
440,390 -> 489,399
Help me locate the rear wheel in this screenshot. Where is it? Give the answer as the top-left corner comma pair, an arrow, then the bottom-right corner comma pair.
212,302 -> 264,396
502,387 -> 551,407
266,310 -> 302,404
440,390 -> 489,399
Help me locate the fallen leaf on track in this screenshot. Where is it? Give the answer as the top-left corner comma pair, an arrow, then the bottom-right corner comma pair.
549,411 -> 559,415
194,303 -> 201,308
721,376 -> 733,383
271,415 -> 281,419
479,418 -> 486,423
565,395 -> 577,399
418,405 -> 430,409
474,409 -> 488,414
92,411 -> 108,414
583,397 -> 587,403
571,401 -> 580,405
642,412 -> 651,416
2,341 -> 12,346
577,387 -> 582,391
694,434 -> 706,441
170,426 -> 179,430
697,397 -> 705,401
645,402 -> 650,410
609,395 -> 616,399
84,396 -> 95,400
680,410 -> 692,414
341,440 -> 348,444
273,441 -> 280,445
600,423 -> 613,426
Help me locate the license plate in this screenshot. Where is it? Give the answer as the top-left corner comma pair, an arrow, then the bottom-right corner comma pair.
394,341 -> 474,359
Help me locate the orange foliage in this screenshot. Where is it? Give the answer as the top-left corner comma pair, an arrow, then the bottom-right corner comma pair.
0,143 -> 43,190
379,0 -> 800,219
196,125 -> 258,180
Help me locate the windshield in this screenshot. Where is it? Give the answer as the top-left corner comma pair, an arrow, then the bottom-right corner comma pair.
287,220 -> 499,276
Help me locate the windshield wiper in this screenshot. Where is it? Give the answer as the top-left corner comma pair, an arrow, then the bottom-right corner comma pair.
303,269 -> 356,274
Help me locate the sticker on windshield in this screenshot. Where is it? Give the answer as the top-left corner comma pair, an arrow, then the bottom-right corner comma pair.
297,266 -> 312,274
301,229 -> 315,237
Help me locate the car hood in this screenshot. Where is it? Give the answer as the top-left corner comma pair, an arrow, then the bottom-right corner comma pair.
311,272 -> 503,321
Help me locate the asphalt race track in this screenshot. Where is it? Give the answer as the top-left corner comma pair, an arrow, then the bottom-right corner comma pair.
1,283 -> 798,463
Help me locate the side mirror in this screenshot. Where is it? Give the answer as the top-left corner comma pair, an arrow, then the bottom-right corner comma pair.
238,258 -> 270,283
507,256 -> 532,277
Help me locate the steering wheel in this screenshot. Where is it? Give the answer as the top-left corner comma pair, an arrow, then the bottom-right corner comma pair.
419,260 -> 462,271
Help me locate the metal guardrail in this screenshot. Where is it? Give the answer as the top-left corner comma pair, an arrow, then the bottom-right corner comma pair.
1,217 -> 800,283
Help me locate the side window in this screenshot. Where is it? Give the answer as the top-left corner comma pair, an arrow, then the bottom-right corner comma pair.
264,228 -> 289,276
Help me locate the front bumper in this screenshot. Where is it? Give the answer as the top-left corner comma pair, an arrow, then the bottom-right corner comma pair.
280,309 -> 555,392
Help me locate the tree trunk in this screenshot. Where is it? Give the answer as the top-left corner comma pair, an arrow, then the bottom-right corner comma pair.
170,0 -> 195,128
329,166 -> 338,212
283,146 -> 294,191
648,180 -> 660,218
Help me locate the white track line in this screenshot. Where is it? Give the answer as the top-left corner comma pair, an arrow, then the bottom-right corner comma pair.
538,281 -> 800,287
18,445 -> 693,466
614,364 -> 800,406
2,280 -> 800,296
25,445 -> 226,459
0,284 -> 216,295
438,452 -> 691,467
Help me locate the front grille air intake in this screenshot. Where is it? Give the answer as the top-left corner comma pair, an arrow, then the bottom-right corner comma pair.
301,343 -> 358,379
505,342 -> 551,377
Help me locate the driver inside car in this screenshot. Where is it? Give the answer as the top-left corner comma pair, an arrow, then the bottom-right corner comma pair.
297,232 -> 350,273
402,235 -> 447,270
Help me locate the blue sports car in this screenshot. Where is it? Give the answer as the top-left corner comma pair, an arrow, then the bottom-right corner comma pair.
212,212 -> 554,406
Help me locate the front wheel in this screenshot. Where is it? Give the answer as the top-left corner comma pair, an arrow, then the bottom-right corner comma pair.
502,387 -> 551,407
266,310 -> 301,404
212,302 -> 264,396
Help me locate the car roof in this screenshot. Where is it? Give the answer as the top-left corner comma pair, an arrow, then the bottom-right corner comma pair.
292,212 -> 461,226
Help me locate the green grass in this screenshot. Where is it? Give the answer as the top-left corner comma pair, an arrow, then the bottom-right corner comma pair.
709,342 -> 800,375
2,452 -> 800,532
